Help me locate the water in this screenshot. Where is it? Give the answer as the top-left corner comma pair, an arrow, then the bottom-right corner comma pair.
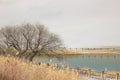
33,54 -> 120,72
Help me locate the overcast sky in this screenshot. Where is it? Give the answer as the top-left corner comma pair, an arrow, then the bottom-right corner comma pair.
0,0 -> 120,48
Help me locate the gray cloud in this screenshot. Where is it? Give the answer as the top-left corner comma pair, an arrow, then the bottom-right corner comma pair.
0,0 -> 120,48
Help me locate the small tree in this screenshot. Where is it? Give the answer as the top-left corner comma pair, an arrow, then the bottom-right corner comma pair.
0,23 -> 63,61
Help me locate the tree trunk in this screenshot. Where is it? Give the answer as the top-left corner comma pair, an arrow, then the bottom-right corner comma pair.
29,52 -> 37,61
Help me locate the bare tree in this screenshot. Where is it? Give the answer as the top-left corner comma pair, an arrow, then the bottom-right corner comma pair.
0,23 -> 63,61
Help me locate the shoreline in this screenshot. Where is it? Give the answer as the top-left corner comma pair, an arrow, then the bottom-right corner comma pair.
0,55 -> 119,80
51,50 -> 120,55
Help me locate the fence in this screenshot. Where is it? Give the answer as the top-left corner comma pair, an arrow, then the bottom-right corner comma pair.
77,68 -> 120,80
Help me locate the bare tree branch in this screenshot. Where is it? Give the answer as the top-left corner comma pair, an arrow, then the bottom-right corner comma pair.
0,23 -> 63,61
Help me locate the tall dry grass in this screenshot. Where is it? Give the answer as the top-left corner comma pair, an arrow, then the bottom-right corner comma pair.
0,55 -> 85,80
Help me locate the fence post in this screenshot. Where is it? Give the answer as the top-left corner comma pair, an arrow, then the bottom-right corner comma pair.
116,73 -> 119,80
88,69 -> 91,78
76,48 -> 77,52
101,71 -> 104,80
77,67 -> 80,74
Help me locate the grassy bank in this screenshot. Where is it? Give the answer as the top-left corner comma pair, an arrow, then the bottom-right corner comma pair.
0,55 -> 85,80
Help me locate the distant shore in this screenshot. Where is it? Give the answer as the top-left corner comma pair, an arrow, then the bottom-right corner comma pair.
52,49 -> 120,55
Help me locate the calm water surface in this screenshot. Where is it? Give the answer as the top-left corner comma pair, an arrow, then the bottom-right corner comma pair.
33,54 -> 120,72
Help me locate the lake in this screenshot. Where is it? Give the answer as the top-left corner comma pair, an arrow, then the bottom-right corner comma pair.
33,54 -> 120,72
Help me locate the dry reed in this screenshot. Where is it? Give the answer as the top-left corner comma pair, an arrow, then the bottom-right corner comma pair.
0,55 -> 85,80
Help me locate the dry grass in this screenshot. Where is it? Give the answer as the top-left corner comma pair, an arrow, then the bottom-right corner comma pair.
50,50 -> 120,55
0,55 -> 85,80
